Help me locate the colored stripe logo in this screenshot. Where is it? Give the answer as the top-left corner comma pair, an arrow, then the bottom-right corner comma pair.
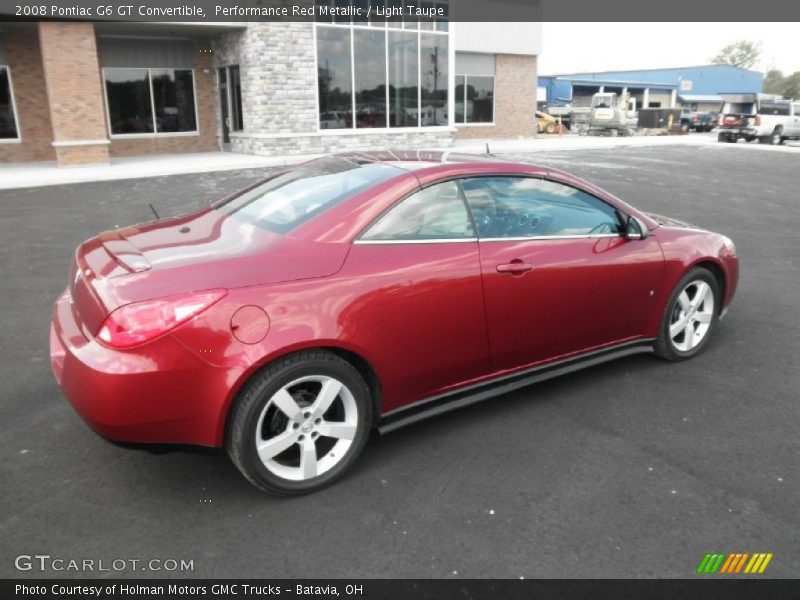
697,552 -> 773,574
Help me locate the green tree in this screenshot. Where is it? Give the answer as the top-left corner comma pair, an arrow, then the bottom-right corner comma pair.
782,72 -> 800,100
761,70 -> 800,99
711,40 -> 761,69
763,69 -> 785,95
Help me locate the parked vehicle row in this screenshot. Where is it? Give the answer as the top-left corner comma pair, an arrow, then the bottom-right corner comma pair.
539,93 -> 800,145
680,109 -> 719,132
717,93 -> 800,145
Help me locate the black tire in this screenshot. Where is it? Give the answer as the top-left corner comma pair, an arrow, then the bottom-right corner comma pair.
226,350 -> 373,495
717,132 -> 733,143
759,129 -> 783,145
654,267 -> 720,362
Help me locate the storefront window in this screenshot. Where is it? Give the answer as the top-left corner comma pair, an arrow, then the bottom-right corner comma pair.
388,31 -> 418,127
104,68 -> 153,134
317,27 -> 353,130
466,75 -> 494,123
420,33 -> 448,126
455,74 -> 494,124
0,66 -> 19,140
454,74 -> 465,123
151,69 -> 196,133
104,68 -> 197,135
354,29 -> 387,128
316,14 -> 450,130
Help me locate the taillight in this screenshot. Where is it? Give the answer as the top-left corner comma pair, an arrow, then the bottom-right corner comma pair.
754,116 -> 761,126
97,289 -> 227,349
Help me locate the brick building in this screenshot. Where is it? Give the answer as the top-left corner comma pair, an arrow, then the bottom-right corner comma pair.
0,20 -> 540,166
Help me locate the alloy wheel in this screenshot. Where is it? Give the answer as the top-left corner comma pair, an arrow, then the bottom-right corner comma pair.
255,375 -> 358,481
668,280 -> 715,352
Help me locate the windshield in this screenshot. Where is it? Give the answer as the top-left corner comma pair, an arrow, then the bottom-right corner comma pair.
758,100 -> 791,116
592,94 -> 616,108
723,102 -> 755,114
216,157 -> 403,233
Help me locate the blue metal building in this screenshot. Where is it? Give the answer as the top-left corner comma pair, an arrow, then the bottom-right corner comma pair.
539,65 -> 764,112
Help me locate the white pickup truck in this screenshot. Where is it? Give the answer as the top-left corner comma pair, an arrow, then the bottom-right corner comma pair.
717,93 -> 800,145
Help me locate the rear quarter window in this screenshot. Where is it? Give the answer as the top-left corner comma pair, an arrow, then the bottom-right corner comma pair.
216,157 -> 402,233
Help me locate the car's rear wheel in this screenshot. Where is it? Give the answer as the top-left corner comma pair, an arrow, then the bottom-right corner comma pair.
759,128 -> 783,145
226,350 -> 372,495
654,268 -> 719,361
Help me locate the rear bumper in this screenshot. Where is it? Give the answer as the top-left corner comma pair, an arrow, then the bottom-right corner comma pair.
50,290 -> 234,447
720,128 -> 759,137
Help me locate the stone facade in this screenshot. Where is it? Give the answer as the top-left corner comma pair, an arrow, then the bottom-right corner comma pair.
214,23 -> 319,136
213,23 -> 456,156
230,129 -> 455,156
455,54 -> 537,140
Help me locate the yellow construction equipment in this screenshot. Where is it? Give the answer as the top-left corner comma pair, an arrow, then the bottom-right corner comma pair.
536,111 -> 558,134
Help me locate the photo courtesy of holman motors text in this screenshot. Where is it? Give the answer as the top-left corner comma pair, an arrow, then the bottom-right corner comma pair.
15,583 -> 358,596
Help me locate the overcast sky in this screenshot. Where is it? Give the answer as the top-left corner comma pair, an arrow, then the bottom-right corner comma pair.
538,23 -> 800,76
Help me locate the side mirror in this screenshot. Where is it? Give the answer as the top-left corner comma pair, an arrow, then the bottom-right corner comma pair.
625,216 -> 650,240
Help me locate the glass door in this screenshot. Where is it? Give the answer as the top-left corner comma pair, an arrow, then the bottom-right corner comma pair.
218,67 -> 231,149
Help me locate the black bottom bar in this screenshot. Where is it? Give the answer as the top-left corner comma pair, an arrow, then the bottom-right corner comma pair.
4,579 -> 800,600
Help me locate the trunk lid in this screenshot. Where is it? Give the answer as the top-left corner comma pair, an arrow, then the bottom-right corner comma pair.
68,207 -> 350,336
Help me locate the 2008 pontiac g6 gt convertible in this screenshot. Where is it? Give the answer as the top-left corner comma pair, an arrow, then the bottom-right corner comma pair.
50,152 -> 739,494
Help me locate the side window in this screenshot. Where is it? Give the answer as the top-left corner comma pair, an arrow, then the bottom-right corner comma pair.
460,176 -> 622,239
360,181 -> 475,241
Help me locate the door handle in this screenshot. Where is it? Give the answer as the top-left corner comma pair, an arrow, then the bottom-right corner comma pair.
496,260 -> 533,274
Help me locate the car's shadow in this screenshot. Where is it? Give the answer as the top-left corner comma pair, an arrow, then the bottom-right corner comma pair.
110,351 -> 672,501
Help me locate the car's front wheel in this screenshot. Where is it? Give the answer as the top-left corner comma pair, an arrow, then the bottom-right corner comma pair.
226,350 -> 372,495
655,267 -> 720,361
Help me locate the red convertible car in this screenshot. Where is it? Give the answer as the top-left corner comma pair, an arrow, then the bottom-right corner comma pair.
50,152 -> 739,494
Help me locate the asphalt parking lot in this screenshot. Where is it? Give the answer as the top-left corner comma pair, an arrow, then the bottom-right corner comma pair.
1,141 -> 798,579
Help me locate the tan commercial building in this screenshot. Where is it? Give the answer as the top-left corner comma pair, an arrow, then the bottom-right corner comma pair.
0,19 -> 541,166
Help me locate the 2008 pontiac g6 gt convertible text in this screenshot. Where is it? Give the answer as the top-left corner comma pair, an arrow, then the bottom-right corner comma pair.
50,152 -> 739,494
